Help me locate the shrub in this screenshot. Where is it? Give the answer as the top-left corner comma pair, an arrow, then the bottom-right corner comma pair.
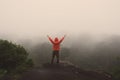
0,39 -> 33,74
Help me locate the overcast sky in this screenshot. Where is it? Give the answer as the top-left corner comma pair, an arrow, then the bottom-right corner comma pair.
0,0 -> 120,40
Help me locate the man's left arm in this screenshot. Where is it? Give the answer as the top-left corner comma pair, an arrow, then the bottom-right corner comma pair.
59,35 -> 66,43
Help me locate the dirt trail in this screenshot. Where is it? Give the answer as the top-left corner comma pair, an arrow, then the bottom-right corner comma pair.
19,62 -> 113,80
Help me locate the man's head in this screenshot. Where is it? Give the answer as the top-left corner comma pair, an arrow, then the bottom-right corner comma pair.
54,37 -> 59,42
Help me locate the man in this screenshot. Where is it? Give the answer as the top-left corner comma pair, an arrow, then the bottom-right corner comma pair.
47,35 -> 66,64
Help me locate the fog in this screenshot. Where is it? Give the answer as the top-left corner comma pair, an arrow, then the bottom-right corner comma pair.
0,0 -> 120,73
0,0 -> 120,41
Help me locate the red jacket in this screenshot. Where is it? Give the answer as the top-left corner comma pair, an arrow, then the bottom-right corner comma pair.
48,37 -> 65,51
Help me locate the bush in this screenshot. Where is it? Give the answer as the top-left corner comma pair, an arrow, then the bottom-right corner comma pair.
111,57 -> 120,80
0,39 -> 33,74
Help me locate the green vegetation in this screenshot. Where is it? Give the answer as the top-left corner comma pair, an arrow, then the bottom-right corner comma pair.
110,57 -> 120,80
0,39 -> 33,80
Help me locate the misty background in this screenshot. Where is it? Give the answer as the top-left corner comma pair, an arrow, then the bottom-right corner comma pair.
0,0 -> 120,73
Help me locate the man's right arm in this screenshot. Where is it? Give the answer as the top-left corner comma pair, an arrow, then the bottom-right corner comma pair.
47,35 -> 54,44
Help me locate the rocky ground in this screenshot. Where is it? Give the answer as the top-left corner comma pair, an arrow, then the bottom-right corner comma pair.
19,62 -> 113,80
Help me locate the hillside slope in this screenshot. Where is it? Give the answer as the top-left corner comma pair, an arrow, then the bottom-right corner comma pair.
19,62 -> 113,80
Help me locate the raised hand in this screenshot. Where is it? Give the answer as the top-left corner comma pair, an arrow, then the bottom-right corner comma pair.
47,35 -> 49,38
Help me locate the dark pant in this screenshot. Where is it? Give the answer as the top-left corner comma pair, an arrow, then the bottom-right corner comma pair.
51,50 -> 59,64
